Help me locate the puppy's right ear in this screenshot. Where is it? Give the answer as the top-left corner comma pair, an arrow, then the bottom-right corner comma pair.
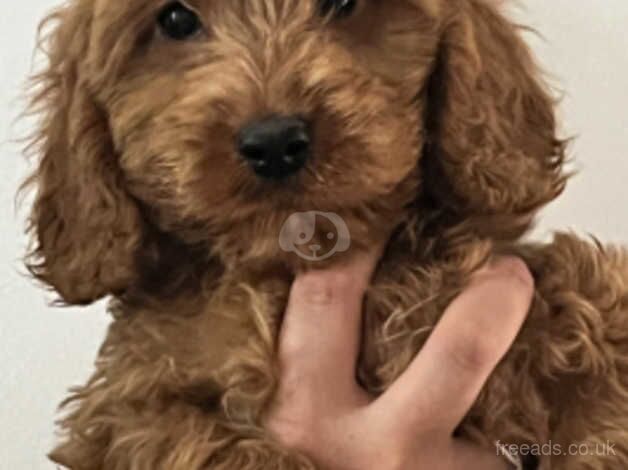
24,4 -> 143,305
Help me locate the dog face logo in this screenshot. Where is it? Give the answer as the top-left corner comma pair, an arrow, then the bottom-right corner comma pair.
279,212 -> 351,261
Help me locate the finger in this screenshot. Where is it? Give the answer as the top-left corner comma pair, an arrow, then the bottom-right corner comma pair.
376,256 -> 534,434
277,246 -> 383,387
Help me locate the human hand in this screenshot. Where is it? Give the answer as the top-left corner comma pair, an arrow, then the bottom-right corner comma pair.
265,249 -> 534,470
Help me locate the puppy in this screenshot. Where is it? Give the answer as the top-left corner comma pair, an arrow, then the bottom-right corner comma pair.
25,0 -> 628,468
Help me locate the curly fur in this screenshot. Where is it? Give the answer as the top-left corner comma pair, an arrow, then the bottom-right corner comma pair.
23,0 -> 628,468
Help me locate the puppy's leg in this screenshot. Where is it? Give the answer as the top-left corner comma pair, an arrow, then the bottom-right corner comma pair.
513,234 -> 628,470
50,276 -> 315,469
50,391 -> 314,470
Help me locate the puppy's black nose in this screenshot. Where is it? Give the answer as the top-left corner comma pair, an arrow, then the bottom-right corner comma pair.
237,115 -> 310,180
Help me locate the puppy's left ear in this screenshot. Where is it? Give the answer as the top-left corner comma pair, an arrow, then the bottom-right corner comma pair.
422,0 -> 567,238
24,4 -> 144,305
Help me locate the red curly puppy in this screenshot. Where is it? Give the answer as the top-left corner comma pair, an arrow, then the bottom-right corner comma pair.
24,0 -> 628,468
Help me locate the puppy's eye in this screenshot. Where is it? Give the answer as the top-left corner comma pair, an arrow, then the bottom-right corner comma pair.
319,0 -> 358,19
158,2 -> 202,40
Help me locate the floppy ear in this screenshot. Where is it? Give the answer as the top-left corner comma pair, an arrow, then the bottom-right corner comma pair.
25,4 -> 143,305
421,0 -> 567,239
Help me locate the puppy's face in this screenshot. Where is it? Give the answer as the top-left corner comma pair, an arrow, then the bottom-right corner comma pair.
28,0 -> 563,302
100,0 -> 437,263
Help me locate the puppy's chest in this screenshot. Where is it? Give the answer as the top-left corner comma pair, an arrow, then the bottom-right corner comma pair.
135,245 -> 494,422
359,256 -> 467,393
195,256 -> 466,398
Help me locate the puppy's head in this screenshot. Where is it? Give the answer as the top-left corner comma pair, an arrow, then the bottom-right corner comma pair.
25,0 -> 565,304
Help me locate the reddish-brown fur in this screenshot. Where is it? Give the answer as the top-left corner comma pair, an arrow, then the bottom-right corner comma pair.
24,0 -> 628,468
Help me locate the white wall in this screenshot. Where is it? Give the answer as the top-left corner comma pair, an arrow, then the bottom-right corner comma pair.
1,3 -> 115,469
1,1 -> 627,468
516,1 -> 628,242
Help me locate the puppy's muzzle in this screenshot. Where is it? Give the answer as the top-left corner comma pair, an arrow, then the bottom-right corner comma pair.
237,115 -> 310,180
